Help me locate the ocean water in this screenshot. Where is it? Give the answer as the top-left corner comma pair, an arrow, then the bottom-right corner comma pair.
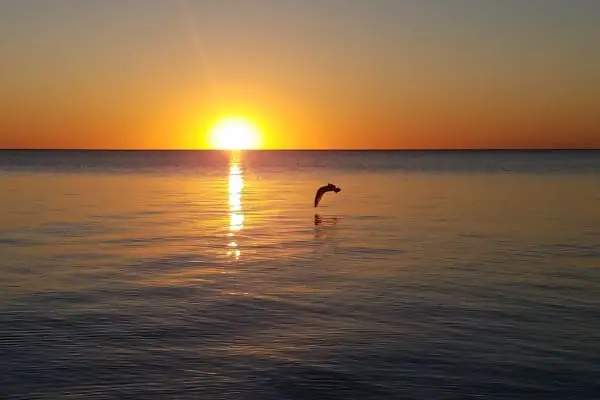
1,150 -> 599,399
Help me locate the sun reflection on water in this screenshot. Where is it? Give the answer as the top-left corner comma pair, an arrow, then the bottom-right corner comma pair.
227,153 -> 244,259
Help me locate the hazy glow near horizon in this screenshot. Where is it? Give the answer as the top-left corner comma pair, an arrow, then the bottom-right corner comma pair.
1,0 -> 599,149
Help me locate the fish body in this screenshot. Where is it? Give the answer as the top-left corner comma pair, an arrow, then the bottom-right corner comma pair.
314,183 -> 341,208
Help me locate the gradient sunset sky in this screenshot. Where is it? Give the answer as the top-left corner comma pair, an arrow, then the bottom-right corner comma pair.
1,0 -> 599,149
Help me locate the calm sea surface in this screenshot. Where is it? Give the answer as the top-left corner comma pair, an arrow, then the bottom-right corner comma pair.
1,150 -> 599,399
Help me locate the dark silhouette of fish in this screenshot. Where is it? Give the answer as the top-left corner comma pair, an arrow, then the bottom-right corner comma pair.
314,183 -> 341,208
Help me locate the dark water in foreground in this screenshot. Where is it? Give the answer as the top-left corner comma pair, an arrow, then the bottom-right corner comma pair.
1,150 -> 599,399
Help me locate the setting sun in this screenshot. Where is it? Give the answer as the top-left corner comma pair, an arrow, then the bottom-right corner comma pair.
208,117 -> 262,150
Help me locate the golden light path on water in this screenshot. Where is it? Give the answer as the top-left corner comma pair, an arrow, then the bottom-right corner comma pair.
227,153 -> 244,259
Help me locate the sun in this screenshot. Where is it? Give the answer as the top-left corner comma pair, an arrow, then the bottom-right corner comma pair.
208,117 -> 262,150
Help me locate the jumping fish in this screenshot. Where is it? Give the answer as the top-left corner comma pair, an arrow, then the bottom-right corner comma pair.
314,183 -> 341,208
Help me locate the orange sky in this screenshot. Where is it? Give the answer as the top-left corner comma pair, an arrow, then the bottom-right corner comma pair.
1,1 -> 599,149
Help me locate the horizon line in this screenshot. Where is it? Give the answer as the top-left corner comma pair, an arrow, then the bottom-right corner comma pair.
0,148 -> 598,152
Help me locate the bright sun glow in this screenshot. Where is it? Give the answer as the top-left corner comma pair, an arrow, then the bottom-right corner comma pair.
208,117 -> 262,150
